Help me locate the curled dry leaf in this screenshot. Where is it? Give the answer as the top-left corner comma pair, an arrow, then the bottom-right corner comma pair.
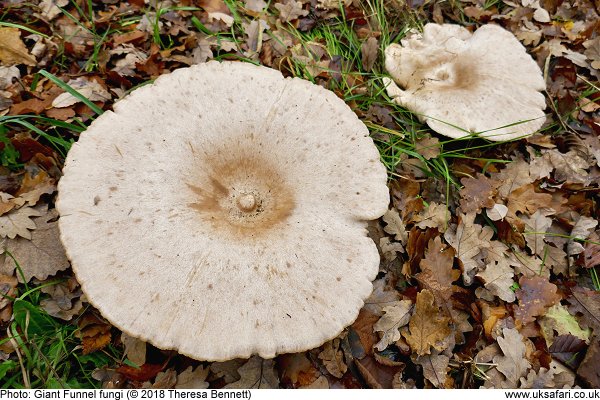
274,0 -> 308,22
77,313 -> 112,355
318,339 -> 347,378
402,289 -> 451,356
382,208 -> 407,244
514,275 -> 561,326
39,277 -> 83,320
52,77 -> 111,108
373,300 -> 412,351
224,356 -> 279,389
0,208 -> 69,282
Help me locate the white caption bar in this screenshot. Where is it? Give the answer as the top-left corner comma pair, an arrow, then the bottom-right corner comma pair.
0,389 -> 599,400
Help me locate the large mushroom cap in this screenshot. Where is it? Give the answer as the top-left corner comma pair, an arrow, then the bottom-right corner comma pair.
57,61 -> 389,361
384,23 -> 547,141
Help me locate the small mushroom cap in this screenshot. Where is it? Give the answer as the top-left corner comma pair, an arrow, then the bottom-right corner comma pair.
57,61 -> 389,361
384,24 -> 546,141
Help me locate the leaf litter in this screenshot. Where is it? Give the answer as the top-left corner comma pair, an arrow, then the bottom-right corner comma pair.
0,0 -> 599,390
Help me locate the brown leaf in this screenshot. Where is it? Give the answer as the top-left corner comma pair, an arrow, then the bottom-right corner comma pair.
567,287 -> 600,331
175,366 -> 209,389
514,275 -> 561,326
122,332 -> 146,366
459,173 -> 496,214
225,356 -> 279,389
274,0 -> 308,22
521,211 -> 552,257
444,213 -> 493,284
415,352 -> 450,388
577,335 -> 600,388
373,300 -> 412,351
15,170 -> 56,207
0,27 -> 36,66
402,289 -> 451,356
39,277 -> 83,320
582,232 -> 600,268
382,208 -> 407,244
507,184 -> 553,219
549,334 -> 587,365
413,202 -> 448,232
493,328 -> 532,385
415,134 -> 440,160
477,259 -> 515,303
361,37 -> 378,72
0,205 -> 41,239
318,339 -> 347,378
117,364 -> 164,382
492,157 -> 532,198
0,208 -> 69,282
83,330 -> 111,355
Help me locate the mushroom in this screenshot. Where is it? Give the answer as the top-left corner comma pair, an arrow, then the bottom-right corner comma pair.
383,23 -> 546,141
57,61 -> 389,361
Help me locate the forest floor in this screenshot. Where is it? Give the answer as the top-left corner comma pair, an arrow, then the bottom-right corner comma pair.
0,0 -> 599,389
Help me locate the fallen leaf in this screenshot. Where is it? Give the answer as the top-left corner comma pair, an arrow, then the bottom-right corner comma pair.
507,184 -> 553,219
361,37 -> 378,72
413,202 -> 448,232
363,278 -> 400,316
514,275 -> 561,326
476,259 -> 516,303
225,356 -> 279,388
493,328 -> 531,385
521,210 -> 552,257
577,335 -> 600,388
0,27 -> 36,66
318,339 -> 347,378
0,205 -> 42,240
444,213 -> 493,284
492,157 -> 532,199
373,300 -> 412,351
382,208 -> 407,244
415,352 -> 450,388
567,216 -> 598,256
274,0 -> 308,22
39,277 -> 83,320
0,208 -> 69,282
567,287 -> 600,331
459,173 -> 497,214
379,237 -> 403,261
415,236 -> 458,304
175,366 -> 209,389
539,304 -> 591,346
52,77 -> 111,108
122,333 -> 146,366
402,289 -> 451,356
549,334 -> 587,365
415,134 -> 440,160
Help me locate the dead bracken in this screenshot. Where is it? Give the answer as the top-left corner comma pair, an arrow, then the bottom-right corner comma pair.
56,61 -> 389,361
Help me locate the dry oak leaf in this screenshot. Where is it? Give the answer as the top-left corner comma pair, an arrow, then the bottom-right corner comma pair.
544,245 -> 568,276
224,356 -> 279,389
521,210 -> 552,257
373,300 -> 412,351
0,208 -> 69,282
122,332 -> 147,366
0,27 -> 36,66
546,149 -> 592,185
514,275 -> 561,326
577,334 -> 600,388
361,37 -> 378,72
52,77 -> 111,108
39,277 -> 83,321
274,0 -> 308,22
78,313 -> 112,355
379,237 -> 403,262
567,216 -> 598,256
318,339 -> 347,378
492,157 -> 532,199
175,366 -> 209,389
415,134 -> 440,160
402,289 -> 451,356
444,212 -> 492,285
506,184 -> 553,219
583,232 -> 600,269
459,173 -> 496,214
364,277 -> 401,316
382,208 -> 407,244
476,259 -> 515,303
493,328 -> 532,385
539,304 -> 591,346
567,287 -> 600,332
0,205 -> 41,240
15,170 -> 56,207
416,236 -> 458,303
413,202 -> 449,232
415,352 -> 450,388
